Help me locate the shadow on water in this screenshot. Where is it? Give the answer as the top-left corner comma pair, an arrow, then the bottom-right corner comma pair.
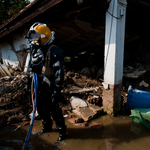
0,116 -> 150,150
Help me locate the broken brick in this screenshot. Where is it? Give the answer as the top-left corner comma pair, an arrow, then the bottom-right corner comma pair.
68,118 -> 88,127
89,122 -> 104,130
74,122 -> 88,127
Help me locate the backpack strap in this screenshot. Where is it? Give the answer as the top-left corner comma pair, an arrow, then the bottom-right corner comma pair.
42,46 -> 54,78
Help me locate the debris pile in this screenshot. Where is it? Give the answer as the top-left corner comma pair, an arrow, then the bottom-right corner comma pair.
1,62 -> 150,129
0,75 -> 27,106
0,75 -> 32,127
123,63 -> 150,91
0,64 -> 24,77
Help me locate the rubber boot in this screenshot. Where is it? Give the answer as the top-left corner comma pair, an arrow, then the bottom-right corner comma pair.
38,120 -> 52,135
54,126 -> 67,147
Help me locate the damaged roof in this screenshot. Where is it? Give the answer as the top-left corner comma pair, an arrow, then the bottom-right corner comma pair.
0,0 -> 150,59
0,0 -> 63,39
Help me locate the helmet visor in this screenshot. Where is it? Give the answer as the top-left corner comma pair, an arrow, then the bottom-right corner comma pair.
28,30 -> 40,42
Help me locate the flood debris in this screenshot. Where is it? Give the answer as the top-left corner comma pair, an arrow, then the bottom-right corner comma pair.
139,80 -> 149,87
0,64 -> 11,76
0,63 -> 24,77
0,66 -> 104,129
123,63 -> 150,79
87,95 -> 101,105
68,117 -> 88,127
69,86 -> 100,94
89,122 -> 104,130
124,70 -> 146,79
0,75 -> 27,107
2,62 -> 150,129
69,96 -> 103,122
0,72 -> 32,127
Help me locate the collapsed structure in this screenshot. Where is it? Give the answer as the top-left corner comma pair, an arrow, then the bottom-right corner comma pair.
0,0 -> 150,116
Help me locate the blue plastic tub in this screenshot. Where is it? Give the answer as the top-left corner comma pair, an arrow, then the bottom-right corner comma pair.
126,85 -> 150,109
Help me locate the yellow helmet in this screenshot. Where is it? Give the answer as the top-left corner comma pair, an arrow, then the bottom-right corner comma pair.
27,22 -> 55,46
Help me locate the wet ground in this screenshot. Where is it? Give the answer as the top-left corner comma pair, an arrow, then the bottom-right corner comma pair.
0,115 -> 150,150
1,69 -> 150,150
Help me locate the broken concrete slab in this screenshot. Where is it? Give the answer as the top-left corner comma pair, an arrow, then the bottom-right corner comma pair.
70,96 -> 103,122
88,103 -> 103,113
73,107 -> 97,122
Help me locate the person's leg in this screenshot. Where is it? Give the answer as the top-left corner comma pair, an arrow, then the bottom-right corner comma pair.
50,101 -> 67,146
36,87 -> 53,134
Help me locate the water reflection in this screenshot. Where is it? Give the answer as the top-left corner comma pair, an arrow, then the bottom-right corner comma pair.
0,115 -> 150,150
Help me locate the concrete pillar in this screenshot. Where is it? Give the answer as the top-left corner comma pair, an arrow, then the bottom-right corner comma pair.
103,0 -> 127,115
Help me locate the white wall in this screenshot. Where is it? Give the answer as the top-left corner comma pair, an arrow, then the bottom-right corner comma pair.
0,43 -> 18,67
0,29 -> 29,69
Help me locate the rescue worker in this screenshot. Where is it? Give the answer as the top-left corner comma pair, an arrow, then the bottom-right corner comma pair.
25,22 -> 67,147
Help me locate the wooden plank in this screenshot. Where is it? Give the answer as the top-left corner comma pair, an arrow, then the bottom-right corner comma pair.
69,87 -> 100,94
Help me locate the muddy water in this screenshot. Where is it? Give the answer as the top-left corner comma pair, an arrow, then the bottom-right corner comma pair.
0,115 -> 150,150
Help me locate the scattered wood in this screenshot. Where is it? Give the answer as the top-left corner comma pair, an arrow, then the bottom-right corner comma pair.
0,75 -> 27,108
69,86 -> 100,94
0,64 -> 11,77
124,70 -> 146,78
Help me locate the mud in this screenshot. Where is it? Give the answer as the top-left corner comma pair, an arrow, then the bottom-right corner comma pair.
0,115 -> 150,150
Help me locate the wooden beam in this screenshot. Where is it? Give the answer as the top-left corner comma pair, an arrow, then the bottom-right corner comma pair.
50,21 -> 102,47
56,29 -> 80,44
70,21 -> 101,47
66,34 -> 104,55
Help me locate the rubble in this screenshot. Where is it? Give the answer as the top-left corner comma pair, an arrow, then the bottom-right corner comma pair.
1,62 -> 150,129
123,63 -> 150,79
0,64 -> 24,77
89,122 -> 104,130
69,96 -> 103,122
0,71 -> 32,127
0,75 -> 27,106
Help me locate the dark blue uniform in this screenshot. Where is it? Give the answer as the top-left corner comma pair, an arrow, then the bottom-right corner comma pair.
27,44 -> 66,142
